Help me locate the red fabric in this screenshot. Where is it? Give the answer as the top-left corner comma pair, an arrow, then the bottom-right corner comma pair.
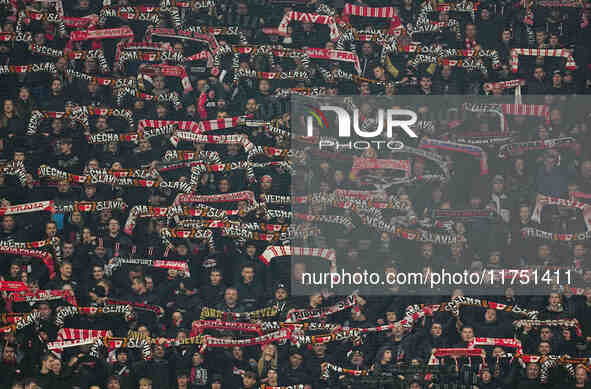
197,93 -> 208,119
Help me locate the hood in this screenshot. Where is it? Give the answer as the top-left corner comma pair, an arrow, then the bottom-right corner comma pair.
375,345 -> 393,364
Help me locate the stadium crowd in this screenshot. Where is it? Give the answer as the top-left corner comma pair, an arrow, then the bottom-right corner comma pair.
0,0 -> 590,388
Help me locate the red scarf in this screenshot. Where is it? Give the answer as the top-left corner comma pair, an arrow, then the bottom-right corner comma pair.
465,38 -> 477,50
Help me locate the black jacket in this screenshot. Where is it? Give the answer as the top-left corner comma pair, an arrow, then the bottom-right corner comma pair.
133,357 -> 175,389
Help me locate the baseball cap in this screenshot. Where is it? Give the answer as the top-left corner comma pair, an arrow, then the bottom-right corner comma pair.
275,283 -> 287,292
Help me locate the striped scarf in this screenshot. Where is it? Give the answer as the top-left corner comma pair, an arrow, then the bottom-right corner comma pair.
510,48 -> 577,73
498,137 -> 577,159
531,194 -> 591,230
419,138 -> 488,175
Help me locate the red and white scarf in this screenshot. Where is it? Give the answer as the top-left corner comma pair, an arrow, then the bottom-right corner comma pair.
0,62 -> 57,75
286,294 -> 358,323
513,319 -> 582,336
57,328 -> 111,342
428,348 -> 485,365
167,0 -> 215,6
464,103 -> 550,131
531,194 -> 591,230
0,281 -> 29,292
468,337 -> 523,353
105,257 -> 189,276
53,200 -> 128,213
91,335 -> 152,360
160,228 -> 216,251
350,158 -> 411,179
259,246 -> 336,268
538,1 -> 583,7
342,3 -> 397,19
483,79 -> 525,92
498,137 -> 577,159
39,165 -> 192,193
162,150 -> 221,163
0,201 -> 55,216
119,49 -> 211,66
510,48 -> 576,73
18,10 -> 66,36
116,87 -> 182,109
191,320 -> 263,336
305,48 -> 361,74
65,69 -> 136,90
27,109 -> 89,134
49,328 -> 111,355
115,40 -> 170,60
145,26 -> 218,50
200,306 -> 279,321
0,246 -> 54,275
233,68 -> 310,83
63,15 -> 98,28
0,32 -> 32,42
0,238 -> 56,277
419,138 -> 488,175
76,106 -> 134,130
434,348 -> 486,357
522,227 -> 591,241
449,296 -> 539,319
138,64 -> 192,93
274,87 -> 329,98
98,6 -> 161,25
0,311 -> 40,333
64,49 -> 109,73
9,289 -> 77,306
70,26 -> 134,41
54,305 -> 135,327
340,3 -> 403,34
201,329 -> 290,352
141,116 -> 248,145
170,133 -> 255,153
175,191 -> 256,206
106,299 -> 164,318
278,12 -> 340,41
501,103 -> 550,123
123,204 -> 228,234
